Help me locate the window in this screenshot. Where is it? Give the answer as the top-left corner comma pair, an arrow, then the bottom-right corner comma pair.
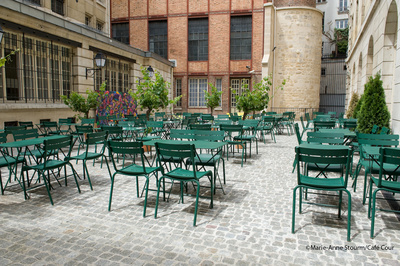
112,23 -> 129,45
0,32 -> 72,102
97,60 -> 130,92
322,12 -> 325,32
85,15 -> 91,27
176,79 -> 182,107
230,16 -> 252,60
188,18 -> 208,61
231,78 -> 249,107
321,68 -> 326,76
51,0 -> 64,16
26,0 -> 41,5
96,21 -> 104,32
338,0 -> 348,12
216,78 -> 222,106
316,0 -> 326,3
149,21 -> 168,59
335,19 -> 348,29
189,78 -> 207,107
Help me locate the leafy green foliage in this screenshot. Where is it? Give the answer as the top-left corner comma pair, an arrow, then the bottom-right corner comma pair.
0,49 -> 19,68
334,27 -> 349,55
346,92 -> 359,118
129,67 -> 181,120
235,75 -> 286,120
204,83 -> 222,115
357,73 -> 390,133
353,93 -> 364,119
61,82 -> 106,120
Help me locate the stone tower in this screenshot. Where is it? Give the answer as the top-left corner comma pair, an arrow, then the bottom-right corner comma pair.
263,0 -> 322,114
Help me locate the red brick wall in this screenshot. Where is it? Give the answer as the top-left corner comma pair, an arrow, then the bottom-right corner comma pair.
231,0 -> 252,11
168,0 -> 187,14
130,19 -> 148,51
149,0 -> 167,16
209,0 -> 229,12
188,0 -> 208,13
111,0 -> 128,18
130,0 -> 147,17
168,16 -> 187,73
209,14 -> 230,74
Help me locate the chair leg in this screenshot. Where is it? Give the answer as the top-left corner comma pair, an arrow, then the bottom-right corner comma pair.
193,180 -> 201,226
42,172 -> 54,205
69,163 -> 81,194
343,189 -> 352,242
370,188 -> 380,238
143,177 -> 149,217
154,177 -> 164,219
108,173 -> 117,211
83,162 -> 93,190
292,186 -> 300,233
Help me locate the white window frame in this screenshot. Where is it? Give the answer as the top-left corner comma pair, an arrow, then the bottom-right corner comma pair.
189,78 -> 207,107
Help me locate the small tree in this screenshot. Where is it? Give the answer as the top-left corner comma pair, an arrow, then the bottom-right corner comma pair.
235,75 -> 286,120
204,83 -> 222,115
129,67 -> 181,120
357,73 -> 390,133
61,82 -> 106,120
346,92 -> 359,118
0,49 -> 19,68
353,93 -> 364,119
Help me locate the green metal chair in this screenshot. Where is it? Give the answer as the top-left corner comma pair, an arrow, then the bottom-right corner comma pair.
313,120 -> 336,131
368,147 -> 400,238
259,116 -> 276,143
220,124 -> 246,167
187,130 -> 226,194
0,132 -> 25,194
189,123 -> 212,130
107,140 -> 161,216
292,146 -> 352,241
300,116 -> 313,138
80,118 -> 95,126
20,135 -> 81,205
74,125 -> 94,156
101,125 -> 124,141
19,121 -> 34,129
42,121 -> 61,135
343,119 -> 357,130
67,131 -> 110,190
154,142 -> 214,226
352,133 -> 399,202
237,119 -> 260,157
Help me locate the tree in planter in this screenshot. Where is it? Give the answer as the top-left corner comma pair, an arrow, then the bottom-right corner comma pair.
204,83 -> 222,115
129,67 -> 181,121
357,73 -> 390,133
346,92 -> 359,118
353,93 -> 364,119
61,81 -> 106,121
235,75 -> 286,120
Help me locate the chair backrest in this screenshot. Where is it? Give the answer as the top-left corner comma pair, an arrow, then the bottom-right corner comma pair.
155,142 -> 197,176
101,126 -> 123,140
313,111 -> 324,119
238,119 -> 259,127
220,124 -> 244,140
75,125 -> 93,134
265,112 -> 276,115
300,116 -> 308,130
19,121 -> 33,129
328,111 -> 337,118
108,141 -> 147,173
81,118 -> 95,125
343,119 -> 357,130
315,115 -> 331,121
0,132 -> 7,144
146,120 -> 164,129
42,121 -> 58,129
294,123 -> 302,145
371,124 -> 380,134
5,126 -> 27,135
43,135 -> 74,166
307,132 -> 344,145
357,133 -> 399,147
59,118 -> 72,124
189,124 -> 212,130
305,113 -> 312,123
377,147 -> 400,187
170,129 -> 197,140
217,114 -> 230,120
214,119 -> 232,127
380,126 -> 390,135
295,146 -> 351,186
193,130 -> 225,141
12,129 -> 39,141
201,114 -> 214,122
314,120 -> 336,131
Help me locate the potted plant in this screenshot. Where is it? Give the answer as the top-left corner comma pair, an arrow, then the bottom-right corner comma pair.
204,82 -> 222,116
357,73 -> 390,133
235,75 -> 287,120
129,67 -> 181,121
61,82 -> 106,121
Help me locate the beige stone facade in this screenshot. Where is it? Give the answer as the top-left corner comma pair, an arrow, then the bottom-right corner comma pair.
347,0 -> 400,134
0,1 -> 173,129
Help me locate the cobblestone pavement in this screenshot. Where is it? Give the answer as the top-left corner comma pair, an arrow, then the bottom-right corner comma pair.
1,133 -> 400,265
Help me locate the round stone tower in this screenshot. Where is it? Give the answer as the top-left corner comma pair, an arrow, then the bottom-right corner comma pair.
266,0 -> 322,114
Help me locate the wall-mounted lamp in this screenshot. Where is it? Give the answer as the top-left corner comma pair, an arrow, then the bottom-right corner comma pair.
147,65 -> 154,77
0,26 -> 4,44
86,52 -> 106,79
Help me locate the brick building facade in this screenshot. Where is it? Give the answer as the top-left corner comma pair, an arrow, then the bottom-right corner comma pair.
111,0 -> 322,116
